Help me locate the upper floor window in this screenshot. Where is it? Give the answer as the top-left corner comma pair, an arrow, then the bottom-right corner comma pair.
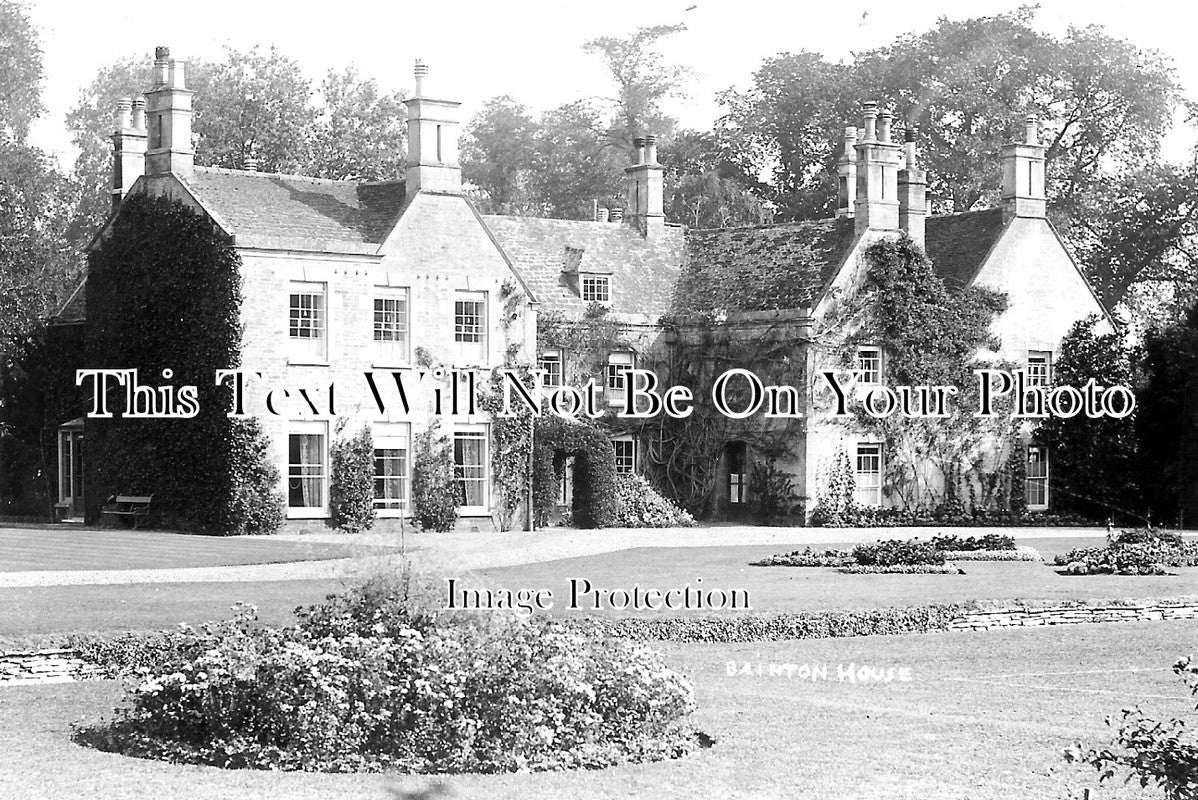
856,345 -> 882,385
454,291 -> 487,364
288,281 -> 326,362
1027,351 -> 1051,387
1026,445 -> 1049,510
581,275 -> 611,304
606,350 -> 634,404
373,288 -> 409,364
854,442 -> 883,507
540,349 -> 563,387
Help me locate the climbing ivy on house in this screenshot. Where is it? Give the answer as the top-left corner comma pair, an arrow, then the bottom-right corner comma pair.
85,193 -> 284,535
329,424 -> 377,533
531,414 -> 618,528
411,420 -> 458,532
825,235 -> 1016,513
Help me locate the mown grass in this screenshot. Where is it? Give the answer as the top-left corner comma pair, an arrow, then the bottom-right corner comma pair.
1,621 -> 1192,799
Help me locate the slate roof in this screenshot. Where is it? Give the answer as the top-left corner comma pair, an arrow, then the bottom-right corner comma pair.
925,208 -> 1007,289
481,216 -> 685,319
53,278 -> 86,324
676,217 -> 857,313
182,167 -> 407,253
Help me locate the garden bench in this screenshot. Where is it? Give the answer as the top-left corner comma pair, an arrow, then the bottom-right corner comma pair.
101,495 -> 153,529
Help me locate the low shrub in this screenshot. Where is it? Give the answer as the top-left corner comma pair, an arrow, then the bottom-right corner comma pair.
810,504 -> 1092,528
77,577 -> 698,773
1113,528 -> 1186,547
411,423 -> 458,532
1054,532 -> 1198,575
852,539 -> 945,567
611,474 -> 695,528
569,604 -> 968,643
329,426 -> 377,534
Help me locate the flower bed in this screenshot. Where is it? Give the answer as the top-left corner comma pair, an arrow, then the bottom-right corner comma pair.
1054,529 -> 1198,575
75,577 -> 698,773
838,564 -> 961,574
941,546 -> 1041,562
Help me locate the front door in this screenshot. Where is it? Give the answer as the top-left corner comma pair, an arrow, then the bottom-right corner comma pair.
57,426 -> 84,519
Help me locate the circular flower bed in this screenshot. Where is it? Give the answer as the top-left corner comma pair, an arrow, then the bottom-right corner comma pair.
78,575 -> 699,773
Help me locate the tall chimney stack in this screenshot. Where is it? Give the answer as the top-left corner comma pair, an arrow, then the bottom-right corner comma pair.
111,96 -> 147,209
625,133 -> 664,237
836,126 -> 858,219
143,46 -> 194,177
404,60 -> 462,193
898,126 -> 927,246
1001,114 -> 1046,222
854,101 -> 903,234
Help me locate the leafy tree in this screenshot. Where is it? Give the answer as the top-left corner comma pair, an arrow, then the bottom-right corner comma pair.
461,96 -> 538,213
1137,304 -> 1198,526
0,0 -> 45,141
195,45 -> 314,173
1034,316 -> 1142,522
663,129 -> 768,227
582,22 -> 688,147
529,101 -> 623,219
307,66 -> 405,180
717,50 -> 854,220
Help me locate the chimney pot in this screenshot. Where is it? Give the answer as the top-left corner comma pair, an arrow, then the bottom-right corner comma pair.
131,98 -> 146,130
244,155 -> 259,172
609,207 -> 624,223
114,98 -> 132,131
596,207 -> 610,223
1025,115 -> 1038,146
413,59 -> 428,97
904,126 -> 917,167
878,109 -> 893,143
861,101 -> 878,141
644,134 -> 658,165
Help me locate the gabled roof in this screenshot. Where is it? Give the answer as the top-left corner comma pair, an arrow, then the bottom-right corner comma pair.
676,217 -> 857,313
925,208 -> 1006,289
482,216 -> 684,319
181,167 -> 407,253
51,278 -> 87,324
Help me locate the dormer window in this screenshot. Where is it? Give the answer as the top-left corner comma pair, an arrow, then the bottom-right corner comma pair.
581,275 -> 611,305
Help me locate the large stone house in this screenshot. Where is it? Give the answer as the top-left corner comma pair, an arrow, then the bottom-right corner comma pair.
49,47 -> 1110,529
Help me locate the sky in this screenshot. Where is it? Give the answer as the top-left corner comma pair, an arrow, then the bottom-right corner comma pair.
22,0 -> 1198,170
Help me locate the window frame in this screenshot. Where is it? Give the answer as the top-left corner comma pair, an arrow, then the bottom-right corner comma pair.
287,420 -> 329,518
453,424 -> 490,514
855,344 -> 883,385
612,436 -> 637,475
853,442 -> 884,507
454,290 -> 488,365
372,287 -> 410,366
540,348 -> 564,388
605,350 -> 635,406
288,281 -> 328,364
1026,445 -> 1049,510
581,274 -> 611,305
1026,350 -> 1052,387
373,422 -> 411,517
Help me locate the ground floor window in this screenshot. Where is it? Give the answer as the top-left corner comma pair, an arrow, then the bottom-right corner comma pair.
373,423 -> 410,513
728,442 -> 748,504
613,437 -> 637,475
454,426 -> 489,510
1026,445 -> 1049,509
854,442 -> 883,507
288,422 -> 328,512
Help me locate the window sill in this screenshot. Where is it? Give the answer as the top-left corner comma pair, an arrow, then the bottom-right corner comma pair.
375,508 -> 408,518
288,359 -> 331,367
287,508 -> 328,519
372,362 -> 412,370
456,507 -> 491,517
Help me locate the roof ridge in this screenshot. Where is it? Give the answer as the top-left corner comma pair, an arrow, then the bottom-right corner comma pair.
192,165 -> 358,185
689,217 -> 842,234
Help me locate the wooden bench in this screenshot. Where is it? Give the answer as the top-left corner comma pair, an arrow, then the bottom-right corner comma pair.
101,495 -> 153,529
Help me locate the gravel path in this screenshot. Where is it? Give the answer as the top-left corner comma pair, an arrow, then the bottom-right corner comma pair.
0,525 -> 1120,588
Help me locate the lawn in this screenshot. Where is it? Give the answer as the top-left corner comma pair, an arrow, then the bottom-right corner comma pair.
0,620 -> 1192,799
0,527 -> 397,572
462,538 -> 1198,614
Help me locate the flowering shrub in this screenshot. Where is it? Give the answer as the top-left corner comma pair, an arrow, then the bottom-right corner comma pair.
77,578 -> 698,773
1054,530 -> 1198,574
941,546 -> 1042,562
1066,655 -> 1198,798
411,422 -> 458,532
931,533 -> 1016,551
852,539 -> 945,567
750,548 -> 854,567
611,474 -> 695,528
329,426 -> 376,533
839,564 -> 959,574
